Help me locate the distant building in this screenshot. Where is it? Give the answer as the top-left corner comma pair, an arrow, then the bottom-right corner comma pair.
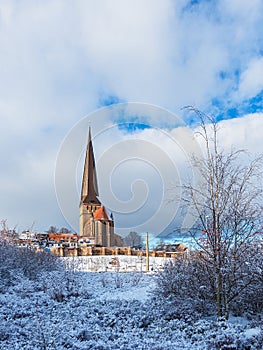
79,128 -> 116,247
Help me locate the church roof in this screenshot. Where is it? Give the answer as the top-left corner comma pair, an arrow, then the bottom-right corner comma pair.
93,206 -> 110,221
80,128 -> 101,206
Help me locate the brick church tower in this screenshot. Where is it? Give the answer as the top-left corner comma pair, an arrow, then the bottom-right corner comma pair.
79,128 -> 114,247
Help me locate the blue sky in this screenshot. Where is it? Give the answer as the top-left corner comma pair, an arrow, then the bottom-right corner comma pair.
0,0 -> 263,238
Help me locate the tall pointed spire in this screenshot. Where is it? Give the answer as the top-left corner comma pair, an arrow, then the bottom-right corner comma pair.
80,128 -> 101,206
79,127 -> 115,244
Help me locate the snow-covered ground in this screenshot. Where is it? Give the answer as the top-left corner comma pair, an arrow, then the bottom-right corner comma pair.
0,257 -> 262,349
63,255 -> 171,272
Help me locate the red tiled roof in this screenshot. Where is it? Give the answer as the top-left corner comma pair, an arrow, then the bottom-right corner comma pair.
48,233 -> 78,242
93,206 -> 109,221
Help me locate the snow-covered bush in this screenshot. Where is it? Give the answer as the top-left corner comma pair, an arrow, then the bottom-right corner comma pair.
155,255 -> 215,300
154,255 -> 215,316
155,247 -> 263,319
46,269 -> 89,302
206,320 -> 263,350
1,270 -> 263,349
1,239 -> 262,349
0,241 -> 61,283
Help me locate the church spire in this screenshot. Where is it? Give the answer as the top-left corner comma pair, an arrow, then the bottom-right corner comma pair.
80,127 -> 101,206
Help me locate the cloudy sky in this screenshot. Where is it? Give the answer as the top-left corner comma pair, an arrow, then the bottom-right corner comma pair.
0,0 -> 263,239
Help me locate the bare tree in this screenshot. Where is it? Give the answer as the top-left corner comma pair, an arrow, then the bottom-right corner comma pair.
46,226 -> 59,234
59,227 -> 71,233
123,231 -> 142,247
182,108 -> 263,319
0,219 -> 18,242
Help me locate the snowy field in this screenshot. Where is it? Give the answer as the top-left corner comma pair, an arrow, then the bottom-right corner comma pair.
63,255 -> 171,273
1,256 -> 263,350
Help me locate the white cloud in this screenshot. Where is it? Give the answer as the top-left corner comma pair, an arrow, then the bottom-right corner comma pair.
0,1 -> 262,233
217,113 -> 263,153
237,57 -> 263,100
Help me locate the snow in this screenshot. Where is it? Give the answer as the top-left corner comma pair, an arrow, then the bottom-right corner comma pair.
0,255 -> 262,349
245,327 -> 261,337
63,255 -> 170,272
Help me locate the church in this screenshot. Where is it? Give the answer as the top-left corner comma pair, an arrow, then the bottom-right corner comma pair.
79,128 -> 116,247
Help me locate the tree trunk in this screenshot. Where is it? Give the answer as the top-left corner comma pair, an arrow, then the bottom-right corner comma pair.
216,266 -> 223,318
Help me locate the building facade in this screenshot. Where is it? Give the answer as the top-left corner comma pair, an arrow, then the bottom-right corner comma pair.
79,128 -> 114,247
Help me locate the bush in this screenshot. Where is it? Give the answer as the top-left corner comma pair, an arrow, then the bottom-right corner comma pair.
0,241 -> 61,286
156,255 -> 215,300
155,250 -> 263,319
